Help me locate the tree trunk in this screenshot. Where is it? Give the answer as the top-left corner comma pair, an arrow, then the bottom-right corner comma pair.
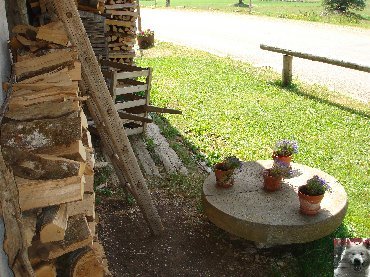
166,0 -> 170,7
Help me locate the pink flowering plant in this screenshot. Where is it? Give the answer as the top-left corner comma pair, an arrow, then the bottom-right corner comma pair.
137,29 -> 154,38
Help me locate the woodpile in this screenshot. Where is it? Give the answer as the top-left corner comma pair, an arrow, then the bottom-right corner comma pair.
105,0 -> 138,65
2,21 -> 108,276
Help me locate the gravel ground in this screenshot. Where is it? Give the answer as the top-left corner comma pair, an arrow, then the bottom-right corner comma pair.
141,9 -> 370,103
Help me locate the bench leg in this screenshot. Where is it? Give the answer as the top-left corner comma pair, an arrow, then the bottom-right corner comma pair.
282,55 -> 293,86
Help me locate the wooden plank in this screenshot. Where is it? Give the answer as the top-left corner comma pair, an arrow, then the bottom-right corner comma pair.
14,49 -> 77,80
17,175 -> 84,211
51,0 -> 163,235
1,114 -> 83,152
115,98 -> 146,109
2,147 -> 85,180
260,44 -> 370,73
118,111 -> 153,123
124,105 -> 182,115
116,84 -> 148,95
116,70 -> 149,79
40,204 -> 68,243
37,21 -> 69,46
29,214 -> 92,261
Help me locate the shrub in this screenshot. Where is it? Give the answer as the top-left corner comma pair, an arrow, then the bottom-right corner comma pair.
323,0 -> 366,13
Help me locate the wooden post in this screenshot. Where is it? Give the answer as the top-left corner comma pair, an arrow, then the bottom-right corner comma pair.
50,0 -> 163,235
136,0 -> 142,33
282,55 -> 293,87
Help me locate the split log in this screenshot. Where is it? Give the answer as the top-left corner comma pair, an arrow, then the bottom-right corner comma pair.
84,149 -> 95,175
40,204 -> 68,243
16,67 -> 74,86
34,262 -> 57,277
1,114 -> 83,152
53,140 -> 87,162
67,192 -> 95,219
29,214 -> 93,261
5,99 -> 80,121
87,221 -> 96,237
68,61 -> 82,81
17,175 -> 84,211
14,49 -> 77,80
0,147 -> 34,276
66,247 -> 104,277
36,21 -> 69,46
84,174 -> 94,193
82,128 -> 93,148
2,147 -> 85,179
21,210 -> 38,247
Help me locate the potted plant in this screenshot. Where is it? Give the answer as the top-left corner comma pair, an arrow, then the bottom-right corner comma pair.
137,29 -> 154,49
262,161 -> 291,192
298,175 -> 332,215
272,139 -> 298,166
214,156 -> 242,188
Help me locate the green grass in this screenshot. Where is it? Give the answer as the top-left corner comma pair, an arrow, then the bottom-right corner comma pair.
141,0 -> 370,28
137,42 -> 370,276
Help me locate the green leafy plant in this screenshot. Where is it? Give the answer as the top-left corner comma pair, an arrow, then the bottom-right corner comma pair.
266,161 -> 291,177
323,0 -> 366,13
214,156 -> 241,171
301,175 -> 332,196
273,139 -> 299,156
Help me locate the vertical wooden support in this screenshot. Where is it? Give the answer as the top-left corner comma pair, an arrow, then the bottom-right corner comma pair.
282,55 -> 293,86
136,0 -> 142,33
51,0 -> 163,235
143,67 -> 152,132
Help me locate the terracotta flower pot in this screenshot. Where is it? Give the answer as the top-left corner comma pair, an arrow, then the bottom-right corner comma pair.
214,163 -> 234,188
263,170 -> 282,192
273,154 -> 292,166
137,34 -> 154,49
298,186 -> 325,215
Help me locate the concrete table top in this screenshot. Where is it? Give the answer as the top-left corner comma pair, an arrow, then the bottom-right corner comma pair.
202,160 -> 348,245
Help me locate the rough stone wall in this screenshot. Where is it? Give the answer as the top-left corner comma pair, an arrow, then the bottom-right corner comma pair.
0,0 -> 12,276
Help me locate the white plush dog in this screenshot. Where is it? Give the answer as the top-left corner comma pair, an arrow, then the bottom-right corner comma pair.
335,241 -> 370,277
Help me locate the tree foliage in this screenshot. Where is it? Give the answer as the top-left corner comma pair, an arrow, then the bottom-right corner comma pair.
323,0 -> 366,12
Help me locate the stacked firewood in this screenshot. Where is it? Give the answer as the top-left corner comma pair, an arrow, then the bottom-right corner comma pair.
1,22 -> 108,276
105,0 -> 138,64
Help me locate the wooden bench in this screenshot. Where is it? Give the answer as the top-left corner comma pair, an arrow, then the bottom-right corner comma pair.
260,44 -> 370,86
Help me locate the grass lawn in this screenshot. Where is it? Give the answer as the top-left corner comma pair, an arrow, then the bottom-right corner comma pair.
136,42 -> 370,276
140,0 -> 370,28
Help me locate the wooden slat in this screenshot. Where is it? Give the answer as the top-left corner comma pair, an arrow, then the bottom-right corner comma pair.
116,70 -> 149,79
115,99 -> 146,110
105,3 -> 137,9
118,111 -> 153,123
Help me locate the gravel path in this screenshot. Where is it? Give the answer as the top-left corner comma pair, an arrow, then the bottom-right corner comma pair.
141,9 -> 370,103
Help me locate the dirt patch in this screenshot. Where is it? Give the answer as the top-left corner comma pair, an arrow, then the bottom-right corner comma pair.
97,188 -> 299,276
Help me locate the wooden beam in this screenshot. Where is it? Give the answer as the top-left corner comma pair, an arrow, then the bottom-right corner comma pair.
51,0 -> 163,235
40,204 -> 68,243
260,44 -> 370,73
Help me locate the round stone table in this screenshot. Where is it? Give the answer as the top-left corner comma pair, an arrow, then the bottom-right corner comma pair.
202,160 -> 348,245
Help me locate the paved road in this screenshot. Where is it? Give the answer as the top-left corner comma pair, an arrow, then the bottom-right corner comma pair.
141,9 -> 370,103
